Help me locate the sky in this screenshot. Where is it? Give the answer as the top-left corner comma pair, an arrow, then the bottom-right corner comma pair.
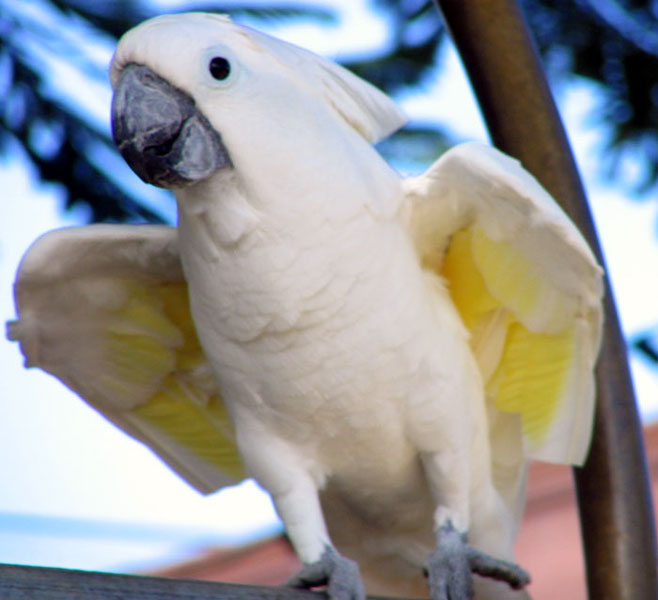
1,0 -> 658,575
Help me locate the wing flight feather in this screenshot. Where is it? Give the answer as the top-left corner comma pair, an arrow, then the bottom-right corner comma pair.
404,143 -> 603,465
8,225 -> 244,493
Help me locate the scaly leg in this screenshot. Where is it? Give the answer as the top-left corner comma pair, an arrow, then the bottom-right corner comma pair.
287,546 -> 365,600
419,449 -> 530,598
273,473 -> 365,600
426,520 -> 530,599
235,417 -> 365,600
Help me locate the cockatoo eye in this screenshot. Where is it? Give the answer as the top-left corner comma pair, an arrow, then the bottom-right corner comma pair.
208,56 -> 231,80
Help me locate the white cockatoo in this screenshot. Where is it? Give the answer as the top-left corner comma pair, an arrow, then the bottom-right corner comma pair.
8,13 -> 603,600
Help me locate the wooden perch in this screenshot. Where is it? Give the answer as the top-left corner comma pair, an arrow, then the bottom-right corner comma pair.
0,563 -> 403,600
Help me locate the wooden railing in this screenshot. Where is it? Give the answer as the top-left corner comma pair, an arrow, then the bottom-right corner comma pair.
0,563 -> 402,600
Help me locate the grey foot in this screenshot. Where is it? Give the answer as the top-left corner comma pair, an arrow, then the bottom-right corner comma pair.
286,546 -> 365,600
426,521 -> 530,600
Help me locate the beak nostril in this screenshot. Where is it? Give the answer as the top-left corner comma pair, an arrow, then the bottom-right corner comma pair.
145,134 -> 178,157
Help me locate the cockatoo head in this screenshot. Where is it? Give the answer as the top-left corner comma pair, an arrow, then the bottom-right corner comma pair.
110,12 -> 406,189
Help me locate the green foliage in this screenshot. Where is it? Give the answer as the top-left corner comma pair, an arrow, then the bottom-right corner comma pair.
344,0 -> 444,92
0,1 -> 161,221
524,0 -> 658,191
634,335 -> 658,364
48,0 -> 335,38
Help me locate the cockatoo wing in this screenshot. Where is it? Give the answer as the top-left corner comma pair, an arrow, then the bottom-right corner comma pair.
8,225 -> 244,493
405,143 -> 603,467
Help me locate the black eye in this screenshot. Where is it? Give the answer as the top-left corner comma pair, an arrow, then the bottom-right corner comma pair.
209,56 -> 231,81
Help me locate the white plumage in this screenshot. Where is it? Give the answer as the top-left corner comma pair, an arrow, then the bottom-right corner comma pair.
9,13 -> 603,599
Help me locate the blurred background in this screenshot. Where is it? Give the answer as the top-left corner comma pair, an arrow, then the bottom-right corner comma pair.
2,1 -> 658,598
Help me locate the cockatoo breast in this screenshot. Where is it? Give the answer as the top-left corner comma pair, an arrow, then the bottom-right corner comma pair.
173,167 -> 477,487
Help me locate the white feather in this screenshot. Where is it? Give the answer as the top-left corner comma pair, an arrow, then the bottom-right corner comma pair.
9,15 -> 604,600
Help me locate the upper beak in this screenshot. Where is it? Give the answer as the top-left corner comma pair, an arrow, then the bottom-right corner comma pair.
111,64 -> 231,188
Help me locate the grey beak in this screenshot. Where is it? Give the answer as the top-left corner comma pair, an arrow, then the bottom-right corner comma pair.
111,64 -> 231,188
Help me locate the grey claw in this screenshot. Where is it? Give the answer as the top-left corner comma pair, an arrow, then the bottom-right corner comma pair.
468,550 -> 530,590
426,521 -> 530,600
286,546 -> 365,600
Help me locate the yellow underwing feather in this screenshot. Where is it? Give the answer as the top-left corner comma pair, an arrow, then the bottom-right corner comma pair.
491,323 -> 575,449
470,227 -> 575,334
132,376 -> 244,479
105,280 -> 246,482
101,330 -> 176,401
442,224 -> 584,459
441,228 -> 499,332
110,284 -> 183,343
